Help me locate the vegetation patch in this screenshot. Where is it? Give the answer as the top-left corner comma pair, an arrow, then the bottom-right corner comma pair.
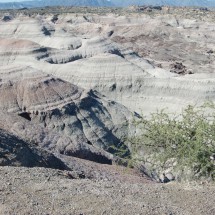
130,102 -> 215,181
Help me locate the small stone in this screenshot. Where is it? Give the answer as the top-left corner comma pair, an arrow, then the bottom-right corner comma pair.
159,173 -> 170,183
165,172 -> 175,181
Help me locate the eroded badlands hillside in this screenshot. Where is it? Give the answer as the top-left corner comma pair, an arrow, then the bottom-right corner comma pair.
0,6 -> 215,214
0,6 -> 215,114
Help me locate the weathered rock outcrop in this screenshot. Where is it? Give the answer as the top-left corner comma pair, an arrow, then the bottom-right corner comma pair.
0,66 -> 133,164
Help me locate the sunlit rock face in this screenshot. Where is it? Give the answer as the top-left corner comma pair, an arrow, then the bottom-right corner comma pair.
0,11 -> 214,115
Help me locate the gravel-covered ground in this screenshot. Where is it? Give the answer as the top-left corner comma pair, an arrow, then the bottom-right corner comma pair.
0,166 -> 214,215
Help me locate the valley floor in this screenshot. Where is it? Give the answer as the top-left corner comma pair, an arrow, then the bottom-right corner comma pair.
0,166 -> 214,215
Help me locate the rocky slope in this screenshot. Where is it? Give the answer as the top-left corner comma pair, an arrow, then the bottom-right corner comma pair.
0,65 -> 148,181
0,129 -> 67,170
0,65 -> 135,160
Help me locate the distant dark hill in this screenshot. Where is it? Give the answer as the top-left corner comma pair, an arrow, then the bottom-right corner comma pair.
0,0 -> 215,9
30,0 -> 113,7
0,2 -> 30,9
111,0 -> 215,7
0,0 -> 113,9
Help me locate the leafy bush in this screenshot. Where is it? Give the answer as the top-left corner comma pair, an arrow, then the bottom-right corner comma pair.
131,102 -> 215,181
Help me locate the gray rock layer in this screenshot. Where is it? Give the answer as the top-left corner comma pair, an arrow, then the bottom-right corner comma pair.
0,66 -> 133,165
0,129 -> 68,170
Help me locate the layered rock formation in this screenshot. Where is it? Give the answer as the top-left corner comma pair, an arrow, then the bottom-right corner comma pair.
0,10 -> 214,114
0,65 -> 133,161
0,7 -> 215,181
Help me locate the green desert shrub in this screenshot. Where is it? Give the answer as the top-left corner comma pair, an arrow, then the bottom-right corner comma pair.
131,102 -> 215,181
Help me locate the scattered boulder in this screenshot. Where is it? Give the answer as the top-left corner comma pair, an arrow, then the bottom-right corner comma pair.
170,62 -> 193,75
210,154 -> 215,160
159,173 -> 175,183
107,30 -> 114,37
165,172 -> 175,181
159,173 -> 170,183
2,15 -> 13,22
207,50 -> 214,54
51,14 -> 59,23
